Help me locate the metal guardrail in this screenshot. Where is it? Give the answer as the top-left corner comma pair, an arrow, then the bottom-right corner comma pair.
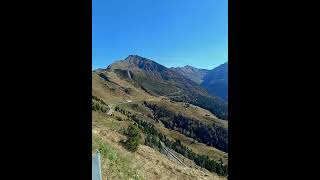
162,146 -> 186,167
92,151 -> 102,180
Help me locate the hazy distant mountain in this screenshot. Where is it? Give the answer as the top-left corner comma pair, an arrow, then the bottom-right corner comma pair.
172,63 -> 228,101
171,66 -> 210,84
201,62 -> 228,101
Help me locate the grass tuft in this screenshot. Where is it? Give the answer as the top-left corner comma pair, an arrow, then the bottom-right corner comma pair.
93,136 -> 144,180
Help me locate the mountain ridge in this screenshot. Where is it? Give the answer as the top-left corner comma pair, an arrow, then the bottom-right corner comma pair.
171,65 -> 210,84
96,55 -> 228,120
171,62 -> 228,101
201,62 -> 228,101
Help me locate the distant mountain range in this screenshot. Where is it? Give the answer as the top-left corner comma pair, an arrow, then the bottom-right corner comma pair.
172,62 -> 228,101
170,66 -> 210,84
201,62 -> 228,101
95,55 -> 228,120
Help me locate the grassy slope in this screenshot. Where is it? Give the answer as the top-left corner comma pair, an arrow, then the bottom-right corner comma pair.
116,101 -> 228,164
92,111 -> 226,180
92,71 -> 153,104
116,99 -> 227,129
92,69 -> 228,179
131,73 -> 181,96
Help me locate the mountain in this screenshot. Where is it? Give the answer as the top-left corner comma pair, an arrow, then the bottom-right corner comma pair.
171,63 -> 228,101
171,65 -> 210,84
201,62 -> 228,101
98,55 -> 228,120
92,55 -> 228,179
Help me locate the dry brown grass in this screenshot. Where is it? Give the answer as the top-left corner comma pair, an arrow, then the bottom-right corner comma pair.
92,70 -> 228,179
92,113 -> 226,180
108,101 -> 229,165
92,71 -> 153,104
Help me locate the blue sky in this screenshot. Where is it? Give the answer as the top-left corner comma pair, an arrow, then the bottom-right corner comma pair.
93,0 -> 227,70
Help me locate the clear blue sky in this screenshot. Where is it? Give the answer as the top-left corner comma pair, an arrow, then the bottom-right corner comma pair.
93,0 -> 227,70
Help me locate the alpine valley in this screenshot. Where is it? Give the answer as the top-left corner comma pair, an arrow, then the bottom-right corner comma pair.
92,55 -> 228,180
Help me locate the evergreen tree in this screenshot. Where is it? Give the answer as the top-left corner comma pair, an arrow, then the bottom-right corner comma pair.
124,124 -> 141,152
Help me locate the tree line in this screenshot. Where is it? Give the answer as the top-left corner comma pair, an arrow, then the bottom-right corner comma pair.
92,95 -> 107,105
143,102 -> 228,152
132,115 -> 227,176
163,137 -> 228,176
92,96 -> 108,113
114,106 -> 228,176
170,92 -> 228,120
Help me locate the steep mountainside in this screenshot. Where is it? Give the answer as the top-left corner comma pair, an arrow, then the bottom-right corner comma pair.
201,62 -> 228,101
172,63 -> 228,102
171,65 -> 210,84
97,55 -> 228,120
93,111 -> 227,180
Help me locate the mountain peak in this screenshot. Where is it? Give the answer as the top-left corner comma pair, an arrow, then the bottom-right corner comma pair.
171,65 -> 210,84
183,65 -> 194,69
125,55 -> 149,61
125,54 -> 140,59
123,55 -> 158,65
107,55 -> 171,79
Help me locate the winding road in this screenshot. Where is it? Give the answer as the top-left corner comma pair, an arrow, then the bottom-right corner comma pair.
107,89 -> 182,115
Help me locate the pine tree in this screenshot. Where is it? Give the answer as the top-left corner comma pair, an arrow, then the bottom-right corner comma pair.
124,124 -> 141,152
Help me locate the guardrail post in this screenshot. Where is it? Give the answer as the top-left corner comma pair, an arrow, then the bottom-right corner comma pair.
92,151 -> 103,180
